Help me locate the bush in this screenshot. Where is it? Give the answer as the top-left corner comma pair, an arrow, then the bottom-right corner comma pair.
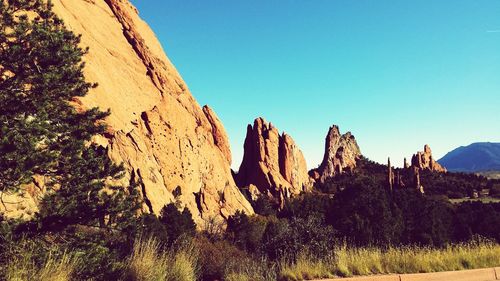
194,236 -> 251,281
279,193 -> 332,220
159,203 -> 196,245
262,214 -> 336,261
252,196 -> 278,216
137,214 -> 170,245
226,212 -> 268,253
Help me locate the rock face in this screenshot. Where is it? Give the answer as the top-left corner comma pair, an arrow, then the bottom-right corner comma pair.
1,0 -> 253,224
310,125 -> 362,183
236,118 -> 312,198
202,105 -> 232,165
0,176 -> 46,220
411,145 -> 447,173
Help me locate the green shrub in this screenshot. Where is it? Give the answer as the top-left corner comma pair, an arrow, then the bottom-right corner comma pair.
159,203 -> 196,245
262,214 -> 336,261
253,196 -> 278,216
226,212 -> 269,253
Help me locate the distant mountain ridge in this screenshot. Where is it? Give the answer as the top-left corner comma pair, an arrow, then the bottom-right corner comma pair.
438,142 -> 500,172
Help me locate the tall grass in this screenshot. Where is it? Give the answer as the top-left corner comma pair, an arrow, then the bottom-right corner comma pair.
4,248 -> 79,281
125,236 -> 198,281
279,240 -> 500,280
224,258 -> 277,281
279,253 -> 335,281
3,236 -> 498,281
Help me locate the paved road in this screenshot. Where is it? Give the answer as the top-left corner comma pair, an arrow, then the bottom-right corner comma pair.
311,267 -> 500,281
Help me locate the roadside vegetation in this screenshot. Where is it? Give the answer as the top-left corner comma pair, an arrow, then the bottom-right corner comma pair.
280,240 -> 500,280
1,233 -> 498,281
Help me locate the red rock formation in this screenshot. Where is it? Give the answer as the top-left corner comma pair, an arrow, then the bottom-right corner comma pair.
203,105 -> 232,164
310,125 -> 362,183
1,0 -> 254,224
237,118 -> 312,198
404,158 -> 409,169
388,158 -> 394,192
411,145 -> 447,173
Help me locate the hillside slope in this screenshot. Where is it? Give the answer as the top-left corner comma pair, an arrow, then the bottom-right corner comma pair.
438,142 -> 500,173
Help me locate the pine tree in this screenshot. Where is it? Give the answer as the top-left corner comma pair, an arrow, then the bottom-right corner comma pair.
159,203 -> 196,244
0,0 -> 139,230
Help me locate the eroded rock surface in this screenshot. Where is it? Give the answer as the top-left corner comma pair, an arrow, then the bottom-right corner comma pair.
310,125 -> 362,183
411,145 -> 447,173
203,105 -> 232,165
236,118 -> 312,198
1,0 -> 254,225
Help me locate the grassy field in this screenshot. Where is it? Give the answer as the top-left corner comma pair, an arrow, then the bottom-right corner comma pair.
450,197 -> 500,204
3,239 -> 499,281
477,171 -> 500,179
278,241 -> 500,281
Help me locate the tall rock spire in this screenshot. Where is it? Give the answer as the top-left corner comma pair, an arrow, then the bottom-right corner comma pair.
236,118 -> 312,199
310,125 -> 362,183
413,167 -> 424,194
388,158 -> 394,192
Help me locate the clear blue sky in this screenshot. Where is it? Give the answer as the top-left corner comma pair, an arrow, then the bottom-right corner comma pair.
131,0 -> 500,169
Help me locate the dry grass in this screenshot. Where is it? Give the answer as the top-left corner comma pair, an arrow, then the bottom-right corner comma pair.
279,241 -> 500,280
125,236 -> 198,281
224,258 -> 277,281
279,253 -> 335,281
5,250 -> 79,281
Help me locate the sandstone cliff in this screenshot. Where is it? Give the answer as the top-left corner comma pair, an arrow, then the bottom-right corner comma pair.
203,106 -> 232,165
411,145 -> 447,173
310,125 -> 361,183
236,118 -> 312,199
1,0 -> 253,224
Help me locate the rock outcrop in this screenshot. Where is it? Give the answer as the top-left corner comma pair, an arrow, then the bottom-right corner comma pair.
411,145 -> 447,173
387,158 -> 405,192
388,158 -> 394,192
1,0 -> 253,224
310,125 -> 362,183
236,118 -> 312,199
202,105 -> 232,165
